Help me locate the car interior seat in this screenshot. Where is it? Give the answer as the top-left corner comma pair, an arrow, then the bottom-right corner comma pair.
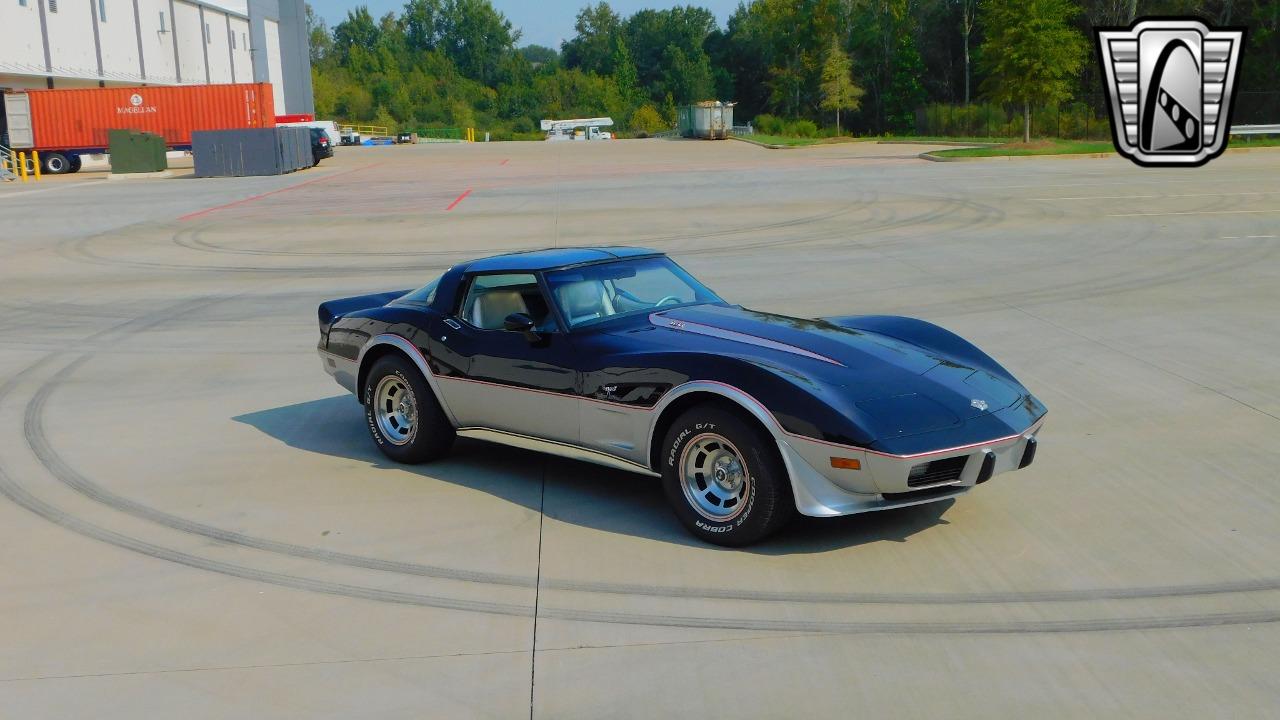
556,281 -> 616,326
469,289 -> 530,330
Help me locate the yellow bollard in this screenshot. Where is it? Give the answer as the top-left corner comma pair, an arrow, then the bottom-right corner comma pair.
18,152 -> 29,182
32,151 -> 41,181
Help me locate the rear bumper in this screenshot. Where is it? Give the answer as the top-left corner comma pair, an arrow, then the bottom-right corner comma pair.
318,345 -> 358,394
778,417 -> 1045,517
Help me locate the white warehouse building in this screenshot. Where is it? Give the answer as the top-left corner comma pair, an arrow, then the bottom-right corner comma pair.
0,0 -> 312,115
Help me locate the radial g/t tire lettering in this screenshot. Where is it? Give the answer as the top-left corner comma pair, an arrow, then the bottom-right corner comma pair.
661,404 -> 794,546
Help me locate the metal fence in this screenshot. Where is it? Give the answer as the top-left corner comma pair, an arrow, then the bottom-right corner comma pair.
1233,125 -> 1280,136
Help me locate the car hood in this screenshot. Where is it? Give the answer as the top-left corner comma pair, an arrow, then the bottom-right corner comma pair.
641,305 -> 1028,440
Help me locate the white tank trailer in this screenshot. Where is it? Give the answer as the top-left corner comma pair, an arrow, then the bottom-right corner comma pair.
678,101 -> 735,139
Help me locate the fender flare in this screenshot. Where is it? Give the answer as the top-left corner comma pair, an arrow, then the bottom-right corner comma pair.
643,380 -> 848,514
356,334 -> 459,426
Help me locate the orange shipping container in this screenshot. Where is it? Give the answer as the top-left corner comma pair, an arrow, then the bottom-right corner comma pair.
11,83 -> 275,152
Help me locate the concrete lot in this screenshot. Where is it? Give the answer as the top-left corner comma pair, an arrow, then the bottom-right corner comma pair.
1,139 -> 1278,718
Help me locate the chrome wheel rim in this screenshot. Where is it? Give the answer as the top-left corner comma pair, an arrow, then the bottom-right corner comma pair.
374,375 -> 416,445
679,433 -> 751,522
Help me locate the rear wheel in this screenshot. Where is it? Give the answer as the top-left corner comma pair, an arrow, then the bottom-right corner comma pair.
68,154 -> 83,173
42,152 -> 71,175
660,404 -> 794,546
362,354 -> 454,464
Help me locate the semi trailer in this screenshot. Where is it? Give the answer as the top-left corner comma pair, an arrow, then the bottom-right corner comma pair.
1,83 -> 275,175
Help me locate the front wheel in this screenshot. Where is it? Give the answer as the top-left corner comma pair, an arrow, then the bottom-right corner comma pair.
660,405 -> 794,546
362,354 -> 454,464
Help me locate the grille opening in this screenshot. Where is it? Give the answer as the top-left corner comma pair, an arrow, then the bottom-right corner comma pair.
906,455 -> 968,488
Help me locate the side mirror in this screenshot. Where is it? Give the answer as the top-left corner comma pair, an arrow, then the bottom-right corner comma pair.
503,313 -> 539,341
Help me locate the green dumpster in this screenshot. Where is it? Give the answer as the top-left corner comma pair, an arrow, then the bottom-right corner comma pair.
108,130 -> 168,174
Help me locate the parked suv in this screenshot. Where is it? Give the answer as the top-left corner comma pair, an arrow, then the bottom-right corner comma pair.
310,127 -> 334,165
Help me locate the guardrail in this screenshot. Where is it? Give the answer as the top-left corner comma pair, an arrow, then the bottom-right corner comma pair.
338,124 -> 390,138
1231,124 -> 1280,135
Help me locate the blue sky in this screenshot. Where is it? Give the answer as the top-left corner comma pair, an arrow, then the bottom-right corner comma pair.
309,0 -> 741,50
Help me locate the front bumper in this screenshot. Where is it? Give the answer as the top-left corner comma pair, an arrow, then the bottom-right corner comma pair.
777,417 -> 1045,517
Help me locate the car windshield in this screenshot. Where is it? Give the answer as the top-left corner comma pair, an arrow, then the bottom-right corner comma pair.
544,256 -> 722,328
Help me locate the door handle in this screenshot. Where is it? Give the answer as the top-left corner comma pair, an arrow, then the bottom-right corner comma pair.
444,318 -> 462,330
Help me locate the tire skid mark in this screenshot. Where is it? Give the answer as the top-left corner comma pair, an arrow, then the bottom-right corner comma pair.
78,183 -> 1002,278
5,435 -> 1280,634
0,463 -> 531,618
3,256 -> 1279,634
24,362 -> 536,590
0,300 -> 537,619
30,356 -> 1280,605
902,232 -> 1279,317
19,340 -> 1280,609
169,194 -> 885,260
58,230 -> 458,276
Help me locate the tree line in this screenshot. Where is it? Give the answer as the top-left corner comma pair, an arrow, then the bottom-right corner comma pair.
308,1 -> 1280,140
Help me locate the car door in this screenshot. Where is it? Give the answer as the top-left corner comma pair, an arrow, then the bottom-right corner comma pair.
427,272 -> 580,445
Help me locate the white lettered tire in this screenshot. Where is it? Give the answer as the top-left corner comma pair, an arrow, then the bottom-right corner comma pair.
362,354 -> 454,464
660,404 -> 794,546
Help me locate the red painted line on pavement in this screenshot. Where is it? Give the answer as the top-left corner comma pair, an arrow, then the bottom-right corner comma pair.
500,158 -> 509,165
446,188 -> 473,211
177,163 -> 382,222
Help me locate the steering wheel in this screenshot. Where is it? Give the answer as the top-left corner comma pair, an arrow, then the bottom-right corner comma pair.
654,295 -> 683,307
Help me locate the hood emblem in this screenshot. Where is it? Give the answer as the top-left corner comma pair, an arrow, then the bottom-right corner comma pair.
971,398 -> 989,411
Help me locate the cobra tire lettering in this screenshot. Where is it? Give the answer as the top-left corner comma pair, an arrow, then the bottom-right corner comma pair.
394,370 -> 418,443
735,486 -> 756,528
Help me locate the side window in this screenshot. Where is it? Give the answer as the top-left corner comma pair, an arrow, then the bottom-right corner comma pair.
460,274 -> 554,332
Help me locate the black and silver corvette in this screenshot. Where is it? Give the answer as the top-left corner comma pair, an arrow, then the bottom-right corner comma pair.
318,247 -> 1047,545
